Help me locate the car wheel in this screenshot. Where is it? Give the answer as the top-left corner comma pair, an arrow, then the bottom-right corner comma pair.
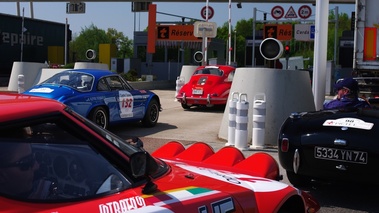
181,103 -> 191,109
89,107 -> 109,129
142,99 -> 159,127
286,170 -> 312,187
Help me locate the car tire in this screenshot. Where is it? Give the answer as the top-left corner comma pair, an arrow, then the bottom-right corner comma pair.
142,99 -> 159,127
89,106 -> 109,129
181,103 -> 191,109
286,170 -> 312,187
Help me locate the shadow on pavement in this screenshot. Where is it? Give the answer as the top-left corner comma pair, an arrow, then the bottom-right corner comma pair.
299,182 -> 378,212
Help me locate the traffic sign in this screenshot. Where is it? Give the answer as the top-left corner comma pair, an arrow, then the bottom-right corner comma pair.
271,6 -> 284,20
201,6 -> 214,20
310,25 -> 315,39
66,2 -> 86,14
284,6 -> 298,19
194,21 -> 217,38
298,5 -> 312,19
294,24 -> 313,41
264,24 -> 293,41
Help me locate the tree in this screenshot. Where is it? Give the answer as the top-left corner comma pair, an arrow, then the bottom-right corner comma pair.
69,24 -> 109,62
217,18 -> 254,67
69,24 -> 133,63
106,28 -> 133,58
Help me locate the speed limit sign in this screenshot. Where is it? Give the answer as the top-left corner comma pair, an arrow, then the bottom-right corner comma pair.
298,5 -> 312,19
201,6 -> 214,20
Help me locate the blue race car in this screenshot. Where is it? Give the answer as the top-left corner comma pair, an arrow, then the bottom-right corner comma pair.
24,69 -> 161,129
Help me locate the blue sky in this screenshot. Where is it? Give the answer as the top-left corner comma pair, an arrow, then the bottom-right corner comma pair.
0,2 -> 355,39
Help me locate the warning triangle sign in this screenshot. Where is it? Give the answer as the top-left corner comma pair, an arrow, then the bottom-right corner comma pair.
285,6 -> 298,19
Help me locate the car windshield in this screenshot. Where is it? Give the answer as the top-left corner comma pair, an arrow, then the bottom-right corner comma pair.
0,107 -> 167,202
66,108 -> 168,178
41,71 -> 94,92
194,67 -> 223,76
0,120 -> 132,201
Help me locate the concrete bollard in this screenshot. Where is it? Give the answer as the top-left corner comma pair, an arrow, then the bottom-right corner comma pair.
175,76 -> 185,101
251,93 -> 266,149
225,92 -> 239,146
18,74 -> 25,93
235,93 -> 249,150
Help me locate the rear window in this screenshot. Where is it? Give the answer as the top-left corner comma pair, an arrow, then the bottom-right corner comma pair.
194,68 -> 223,76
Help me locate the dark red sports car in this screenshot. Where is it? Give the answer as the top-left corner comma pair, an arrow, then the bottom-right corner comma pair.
176,65 -> 235,109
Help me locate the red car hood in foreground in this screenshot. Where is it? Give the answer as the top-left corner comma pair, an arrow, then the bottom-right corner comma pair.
1,141 -> 319,213
151,141 -> 320,213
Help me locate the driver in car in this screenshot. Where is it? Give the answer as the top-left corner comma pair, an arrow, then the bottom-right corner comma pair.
323,77 -> 370,110
0,141 -> 40,198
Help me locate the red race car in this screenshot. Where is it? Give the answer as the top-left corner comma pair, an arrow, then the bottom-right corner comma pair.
0,93 -> 319,213
176,65 -> 235,109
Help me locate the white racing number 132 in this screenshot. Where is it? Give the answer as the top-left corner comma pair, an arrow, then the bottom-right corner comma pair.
119,91 -> 134,118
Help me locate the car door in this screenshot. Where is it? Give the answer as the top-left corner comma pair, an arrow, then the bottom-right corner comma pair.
101,76 -> 144,122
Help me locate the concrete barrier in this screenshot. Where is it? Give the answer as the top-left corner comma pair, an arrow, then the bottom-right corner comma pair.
179,65 -> 198,83
218,68 -> 315,146
74,62 -> 109,70
7,61 -> 175,91
8,62 -> 48,92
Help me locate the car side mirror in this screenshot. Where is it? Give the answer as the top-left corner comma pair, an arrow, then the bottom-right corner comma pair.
130,151 -> 159,178
130,152 -> 147,177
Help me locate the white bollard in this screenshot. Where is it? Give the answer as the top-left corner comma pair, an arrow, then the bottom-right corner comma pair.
225,92 -> 239,146
251,93 -> 266,149
235,93 -> 249,150
18,74 -> 25,93
175,76 -> 185,101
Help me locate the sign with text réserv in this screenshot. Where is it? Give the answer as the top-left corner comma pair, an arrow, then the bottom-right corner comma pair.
294,24 -> 314,41
66,2 -> 85,14
156,25 -> 201,41
264,24 -> 293,41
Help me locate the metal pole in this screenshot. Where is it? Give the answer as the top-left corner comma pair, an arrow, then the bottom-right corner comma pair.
20,8 -> 24,62
312,0 -> 329,110
252,7 -> 256,67
228,0 -> 232,65
16,2 -> 20,16
65,18 -> 68,65
30,2 -> 34,18
234,30 -> 237,63
203,0 -> 209,66
334,6 -> 339,67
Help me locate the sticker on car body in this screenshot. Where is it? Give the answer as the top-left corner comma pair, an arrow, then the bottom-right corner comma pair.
119,91 -> 134,118
174,164 -> 288,192
28,87 -> 54,93
323,118 -> 374,130
99,195 -> 146,213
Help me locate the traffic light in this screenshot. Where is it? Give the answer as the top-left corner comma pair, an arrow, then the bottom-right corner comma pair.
285,45 -> 290,56
193,51 -> 203,63
259,38 -> 283,60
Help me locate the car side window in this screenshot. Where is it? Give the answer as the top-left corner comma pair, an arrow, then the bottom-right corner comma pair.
105,76 -> 125,91
97,78 -> 110,91
0,123 -> 131,201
